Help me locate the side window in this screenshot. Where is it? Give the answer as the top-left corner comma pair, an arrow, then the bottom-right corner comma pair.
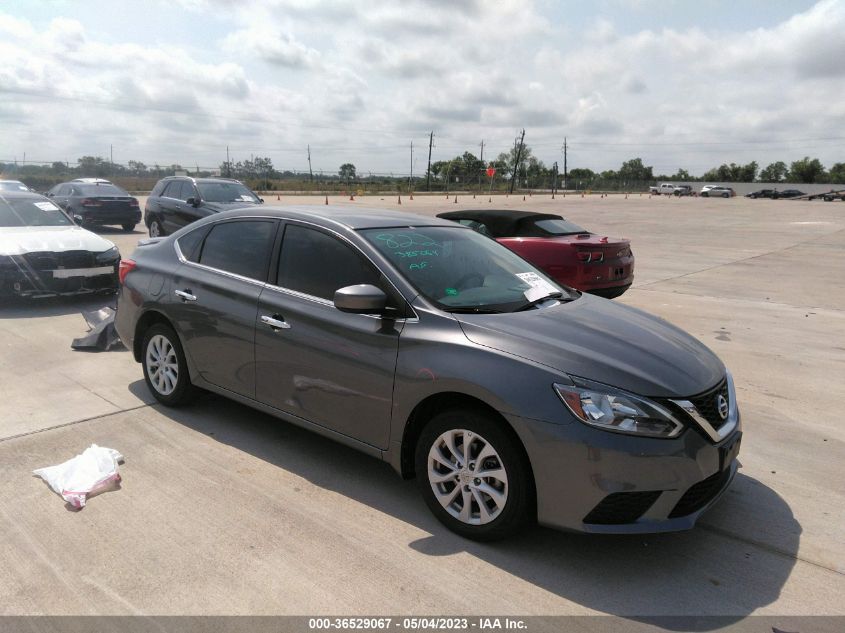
162,181 -> 181,199
57,185 -> 70,196
180,181 -> 196,201
176,225 -> 209,263
458,219 -> 492,237
197,220 -> 276,280
277,225 -> 382,301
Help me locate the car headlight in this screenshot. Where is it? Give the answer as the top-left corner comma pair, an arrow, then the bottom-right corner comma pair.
95,246 -> 120,264
554,377 -> 684,438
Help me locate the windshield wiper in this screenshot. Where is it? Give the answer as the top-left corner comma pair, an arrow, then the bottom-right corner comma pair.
514,291 -> 565,312
444,306 -> 504,314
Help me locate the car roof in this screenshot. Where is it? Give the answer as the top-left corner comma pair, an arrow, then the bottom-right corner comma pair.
437,209 -> 564,237
0,179 -> 25,184
208,205 -> 459,231
161,176 -> 243,184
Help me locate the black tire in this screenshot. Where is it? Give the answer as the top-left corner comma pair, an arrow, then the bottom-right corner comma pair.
148,217 -> 165,238
122,223 -> 136,232
701,192 -> 709,197
722,193 -> 729,198
415,408 -> 534,541
141,323 -> 196,406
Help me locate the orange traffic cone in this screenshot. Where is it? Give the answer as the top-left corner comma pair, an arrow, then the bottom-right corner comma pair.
488,196 -> 492,203
325,195 -> 328,205
350,194 -> 354,201
410,193 -> 413,200
454,195 -> 458,203
398,195 -> 402,205
523,195 -> 526,201
276,194 -> 280,200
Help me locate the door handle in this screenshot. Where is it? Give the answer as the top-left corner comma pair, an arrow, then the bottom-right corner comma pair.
175,289 -> 197,302
260,314 -> 291,330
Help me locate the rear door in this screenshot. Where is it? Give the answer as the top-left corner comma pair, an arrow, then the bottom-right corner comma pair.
254,223 -> 404,449
169,218 -> 279,397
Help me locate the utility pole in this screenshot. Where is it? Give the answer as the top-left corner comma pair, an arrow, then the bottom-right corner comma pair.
509,129 -> 525,194
110,144 -> 113,175
478,139 -> 484,191
408,140 -> 414,192
563,137 -> 568,190
425,131 -> 434,191
307,145 -> 313,182
226,146 -> 230,177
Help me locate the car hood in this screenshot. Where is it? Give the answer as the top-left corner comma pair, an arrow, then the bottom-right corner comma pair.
0,226 -> 116,256
455,293 -> 724,398
201,201 -> 260,213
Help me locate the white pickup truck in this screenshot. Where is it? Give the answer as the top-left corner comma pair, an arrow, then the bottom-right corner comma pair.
649,183 -> 677,195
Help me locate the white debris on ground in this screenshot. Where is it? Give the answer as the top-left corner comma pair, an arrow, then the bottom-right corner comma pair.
33,444 -> 124,509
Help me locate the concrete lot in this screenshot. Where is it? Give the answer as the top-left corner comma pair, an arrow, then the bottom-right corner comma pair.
1,193 -> 843,618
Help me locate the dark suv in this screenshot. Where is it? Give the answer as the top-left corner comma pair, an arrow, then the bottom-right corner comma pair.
46,181 -> 141,231
144,177 -> 263,237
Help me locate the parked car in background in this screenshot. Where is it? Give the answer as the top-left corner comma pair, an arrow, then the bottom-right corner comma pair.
116,205 -> 741,540
771,189 -> 805,199
649,183 -> 677,195
0,180 -> 33,192
673,185 -> 693,196
822,190 -> 845,202
144,176 -> 263,237
745,189 -> 775,199
701,186 -> 735,198
0,190 -> 120,297
437,210 -> 634,298
46,181 -> 141,231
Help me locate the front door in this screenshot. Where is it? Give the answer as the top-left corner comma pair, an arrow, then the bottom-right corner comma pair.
255,223 -> 403,449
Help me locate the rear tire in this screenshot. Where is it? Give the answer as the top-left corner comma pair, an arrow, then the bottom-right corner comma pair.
415,408 -> 534,541
122,223 -> 136,232
141,323 -> 195,406
149,218 -> 165,238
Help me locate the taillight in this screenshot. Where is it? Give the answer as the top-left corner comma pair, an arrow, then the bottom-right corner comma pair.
129,198 -> 139,208
80,198 -> 102,207
576,251 -> 604,263
118,259 -> 136,285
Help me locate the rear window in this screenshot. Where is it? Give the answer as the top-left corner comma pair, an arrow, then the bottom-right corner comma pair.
77,184 -> 128,196
198,220 -> 276,280
525,218 -> 588,236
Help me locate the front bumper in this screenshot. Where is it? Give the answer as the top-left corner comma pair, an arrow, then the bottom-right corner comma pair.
507,407 -> 742,534
0,253 -> 119,298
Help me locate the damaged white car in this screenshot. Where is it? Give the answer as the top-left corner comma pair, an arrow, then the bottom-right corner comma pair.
0,190 -> 120,298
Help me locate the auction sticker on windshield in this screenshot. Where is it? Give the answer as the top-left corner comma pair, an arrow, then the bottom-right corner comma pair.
34,201 -> 61,211
516,272 -> 557,294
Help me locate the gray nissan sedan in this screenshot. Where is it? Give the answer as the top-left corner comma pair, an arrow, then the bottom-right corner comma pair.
115,206 -> 741,540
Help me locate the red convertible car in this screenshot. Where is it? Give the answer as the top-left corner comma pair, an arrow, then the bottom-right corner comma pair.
437,209 -> 634,298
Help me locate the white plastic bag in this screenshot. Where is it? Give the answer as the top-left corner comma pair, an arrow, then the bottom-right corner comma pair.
33,444 -> 124,509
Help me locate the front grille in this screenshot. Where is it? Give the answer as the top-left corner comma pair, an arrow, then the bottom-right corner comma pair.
688,378 -> 730,430
24,251 -> 95,271
668,468 -> 732,518
583,490 -> 662,525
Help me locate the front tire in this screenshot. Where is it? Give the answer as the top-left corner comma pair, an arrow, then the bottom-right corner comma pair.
415,409 -> 534,540
141,324 -> 195,406
149,218 -> 165,238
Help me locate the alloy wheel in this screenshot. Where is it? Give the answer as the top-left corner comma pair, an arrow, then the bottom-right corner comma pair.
427,428 -> 509,525
146,334 -> 179,395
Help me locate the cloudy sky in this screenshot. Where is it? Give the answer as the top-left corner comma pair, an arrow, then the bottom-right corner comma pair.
1,0 -> 844,176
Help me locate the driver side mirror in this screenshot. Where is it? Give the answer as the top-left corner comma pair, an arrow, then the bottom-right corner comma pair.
334,284 -> 388,314
186,197 -> 200,207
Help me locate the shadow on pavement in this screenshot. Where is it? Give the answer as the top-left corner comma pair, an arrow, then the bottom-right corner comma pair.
0,294 -> 116,319
147,387 -> 800,628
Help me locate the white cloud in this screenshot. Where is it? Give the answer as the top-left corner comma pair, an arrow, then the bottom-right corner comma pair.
1,1 -> 844,174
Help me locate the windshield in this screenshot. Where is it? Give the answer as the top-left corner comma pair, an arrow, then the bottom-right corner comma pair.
0,198 -> 73,227
530,218 -> 588,236
78,184 -> 128,196
361,226 -> 576,312
0,181 -> 30,192
197,182 -> 259,203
